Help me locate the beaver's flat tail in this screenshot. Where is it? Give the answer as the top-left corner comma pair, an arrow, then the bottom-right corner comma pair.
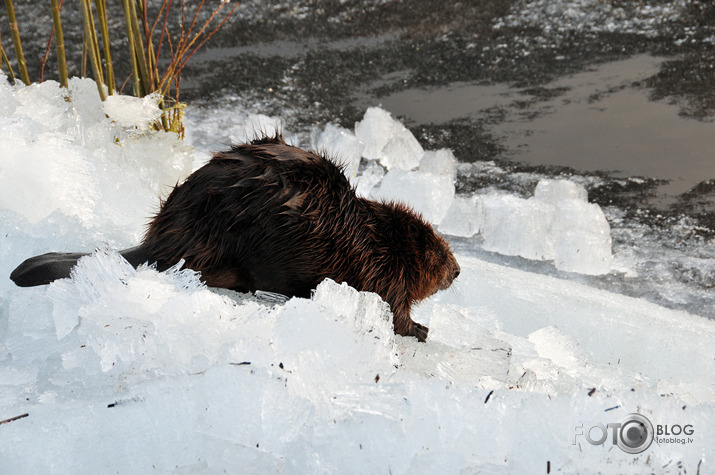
10,246 -> 150,287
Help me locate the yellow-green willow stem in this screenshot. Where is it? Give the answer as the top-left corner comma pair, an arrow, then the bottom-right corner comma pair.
50,0 -> 68,88
93,0 -> 115,94
119,0 -> 141,96
80,0 -> 107,100
0,31 -> 17,79
133,0 -> 159,92
120,0 -> 151,96
3,0 -> 30,85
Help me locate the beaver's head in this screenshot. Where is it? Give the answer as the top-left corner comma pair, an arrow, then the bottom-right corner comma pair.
418,224 -> 460,297
377,202 -> 460,303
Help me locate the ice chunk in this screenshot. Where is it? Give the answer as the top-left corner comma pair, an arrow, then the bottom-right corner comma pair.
369,148 -> 456,225
5,287 -> 58,363
551,205 -> 613,274
12,81 -> 71,131
372,168 -> 455,224
268,279 -> 401,413
310,123 -> 364,183
380,127 -> 424,170
312,279 -> 396,355
354,162 -> 385,198
46,248 -> 139,339
355,106 -> 423,170
355,106 -> 400,160
418,148 -> 456,176
0,76 -> 194,238
403,303 -> 512,386
534,179 -> 588,202
477,179 -> 613,275
438,195 -> 482,237
0,128 -> 99,223
0,364 -> 38,386
67,77 -> 109,128
43,249 -> 258,374
536,180 -> 613,274
480,193 -> 554,260
103,93 -> 163,131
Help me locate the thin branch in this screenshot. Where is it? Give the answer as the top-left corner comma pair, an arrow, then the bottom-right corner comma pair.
179,2 -> 238,71
39,22 -> 53,82
0,413 -> 29,425
154,0 -> 173,66
158,1 -> 237,93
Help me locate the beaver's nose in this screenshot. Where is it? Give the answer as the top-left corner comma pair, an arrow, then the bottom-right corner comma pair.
453,263 -> 460,279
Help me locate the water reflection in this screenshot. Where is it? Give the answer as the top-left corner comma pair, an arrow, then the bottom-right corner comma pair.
367,55 -> 715,203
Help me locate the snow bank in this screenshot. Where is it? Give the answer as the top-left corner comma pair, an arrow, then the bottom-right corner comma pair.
1,78 -> 712,473
1,251 -> 712,474
0,73 -> 194,243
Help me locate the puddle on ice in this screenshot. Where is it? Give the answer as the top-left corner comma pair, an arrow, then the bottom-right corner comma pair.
369,54 -> 715,203
371,82 -> 514,124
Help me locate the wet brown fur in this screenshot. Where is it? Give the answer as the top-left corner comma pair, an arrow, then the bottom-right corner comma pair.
11,135 -> 460,341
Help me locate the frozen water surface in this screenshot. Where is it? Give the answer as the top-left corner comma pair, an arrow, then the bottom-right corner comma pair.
373,54 -> 715,202
1,74 -> 713,473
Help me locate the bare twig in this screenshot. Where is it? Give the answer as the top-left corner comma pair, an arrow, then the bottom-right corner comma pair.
119,0 -> 239,134
0,413 -> 29,425
157,1 -> 239,95
40,18 -> 54,83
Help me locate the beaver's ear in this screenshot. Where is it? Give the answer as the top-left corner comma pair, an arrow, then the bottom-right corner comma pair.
407,221 -> 429,248
407,220 -> 420,236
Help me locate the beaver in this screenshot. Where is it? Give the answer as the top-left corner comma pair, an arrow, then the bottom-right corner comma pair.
11,135 -> 460,341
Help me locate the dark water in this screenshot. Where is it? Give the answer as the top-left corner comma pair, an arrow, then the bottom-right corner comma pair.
367,54 -> 715,205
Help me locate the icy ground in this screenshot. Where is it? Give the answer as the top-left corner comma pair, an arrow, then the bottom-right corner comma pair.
1,75 -> 713,473
493,0 -> 687,38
